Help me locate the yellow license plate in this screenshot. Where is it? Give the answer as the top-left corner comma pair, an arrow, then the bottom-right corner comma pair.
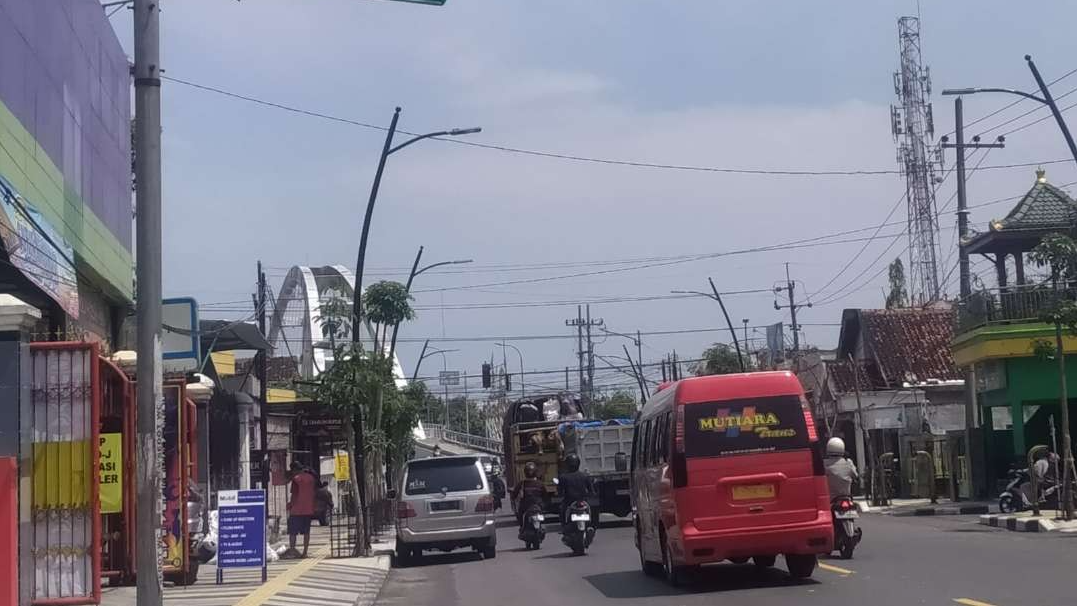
731,484 -> 775,501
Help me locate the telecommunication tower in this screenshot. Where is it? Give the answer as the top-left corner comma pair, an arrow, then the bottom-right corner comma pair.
890,16 -> 943,305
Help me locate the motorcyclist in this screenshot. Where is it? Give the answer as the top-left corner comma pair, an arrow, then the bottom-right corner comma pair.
511,462 -> 546,532
557,454 -> 595,524
824,437 -> 859,497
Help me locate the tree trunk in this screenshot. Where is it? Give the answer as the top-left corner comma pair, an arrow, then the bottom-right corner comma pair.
343,415 -> 367,556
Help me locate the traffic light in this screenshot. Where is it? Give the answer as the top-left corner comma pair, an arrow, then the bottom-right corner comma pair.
504,372 -> 512,392
481,363 -> 492,388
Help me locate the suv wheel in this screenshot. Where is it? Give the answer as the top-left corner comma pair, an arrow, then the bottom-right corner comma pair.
482,541 -> 497,560
660,531 -> 688,586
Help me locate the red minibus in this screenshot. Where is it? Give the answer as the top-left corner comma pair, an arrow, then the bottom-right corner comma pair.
631,371 -> 832,585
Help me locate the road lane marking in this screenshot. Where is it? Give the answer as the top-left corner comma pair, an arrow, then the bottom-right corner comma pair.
954,599 -> 997,606
817,562 -> 854,575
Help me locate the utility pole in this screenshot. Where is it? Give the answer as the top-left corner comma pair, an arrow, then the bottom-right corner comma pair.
940,97 -> 1004,500
565,367 -> 570,391
256,262 -> 268,489
774,263 -> 812,353
742,319 -> 751,369
566,306 -> 602,403
849,354 -> 878,506
134,0 -> 163,603
585,305 -> 603,406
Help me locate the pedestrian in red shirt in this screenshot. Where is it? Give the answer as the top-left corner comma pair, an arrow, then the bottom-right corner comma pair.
286,460 -> 317,558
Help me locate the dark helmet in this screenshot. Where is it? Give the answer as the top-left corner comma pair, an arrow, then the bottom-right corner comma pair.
524,461 -> 538,478
565,454 -> 581,472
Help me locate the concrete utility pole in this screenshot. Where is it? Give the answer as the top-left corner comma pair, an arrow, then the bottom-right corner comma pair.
256,261 -> 269,488
585,305 -> 603,406
940,98 -> 1004,500
774,263 -> 812,352
849,354 -> 878,506
134,0 -> 163,603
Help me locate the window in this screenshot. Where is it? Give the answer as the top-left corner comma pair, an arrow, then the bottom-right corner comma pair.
659,411 -> 672,463
682,395 -> 810,458
640,420 -> 652,467
648,417 -> 661,466
631,424 -> 640,470
404,458 -> 484,495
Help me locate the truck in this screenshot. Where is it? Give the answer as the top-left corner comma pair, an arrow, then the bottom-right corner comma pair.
502,396 -> 634,518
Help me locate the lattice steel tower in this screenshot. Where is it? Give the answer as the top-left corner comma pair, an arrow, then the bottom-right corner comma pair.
891,16 -> 943,304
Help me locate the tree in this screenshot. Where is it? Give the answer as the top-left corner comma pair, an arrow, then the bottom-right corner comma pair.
362,280 -> 415,353
692,343 -> 743,376
886,258 -> 908,309
1029,231 -> 1077,520
592,390 -> 638,420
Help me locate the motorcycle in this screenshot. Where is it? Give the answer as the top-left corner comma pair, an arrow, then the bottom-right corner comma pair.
561,499 -> 596,556
999,468 -> 1071,513
830,496 -> 862,560
519,505 -> 546,550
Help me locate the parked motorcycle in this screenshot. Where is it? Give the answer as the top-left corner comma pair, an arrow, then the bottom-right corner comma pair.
561,499 -> 596,556
830,496 -> 862,559
519,505 -> 546,550
999,467 -> 1072,513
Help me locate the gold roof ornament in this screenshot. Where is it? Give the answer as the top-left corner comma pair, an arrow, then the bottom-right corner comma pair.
1036,167 -> 1047,183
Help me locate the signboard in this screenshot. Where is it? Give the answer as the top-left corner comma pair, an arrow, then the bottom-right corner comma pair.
766,323 -> 785,365
98,433 -> 123,514
216,489 -> 267,584
299,415 -> 344,438
439,370 -> 461,386
335,452 -> 350,482
162,385 -> 184,569
0,176 -> 79,318
162,298 -> 200,373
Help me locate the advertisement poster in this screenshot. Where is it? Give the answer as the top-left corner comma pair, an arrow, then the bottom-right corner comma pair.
162,385 -> 183,569
217,489 -> 266,572
98,433 -> 123,514
0,176 -> 79,318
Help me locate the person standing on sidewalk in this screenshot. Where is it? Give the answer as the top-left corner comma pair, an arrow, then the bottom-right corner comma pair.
285,460 -> 317,558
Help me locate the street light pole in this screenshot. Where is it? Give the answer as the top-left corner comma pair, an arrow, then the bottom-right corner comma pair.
671,282 -> 745,372
133,0 -> 163,602
388,247 -> 472,361
496,342 -> 525,399
350,108 -> 480,345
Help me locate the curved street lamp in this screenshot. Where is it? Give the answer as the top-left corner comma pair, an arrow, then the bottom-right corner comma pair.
351,107 -> 481,342
495,342 -> 525,398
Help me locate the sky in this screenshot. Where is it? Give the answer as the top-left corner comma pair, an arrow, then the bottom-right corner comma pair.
109,0 -> 1077,398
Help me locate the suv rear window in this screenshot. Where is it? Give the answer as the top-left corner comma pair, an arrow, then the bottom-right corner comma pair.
404,458 -> 484,495
683,395 -> 809,458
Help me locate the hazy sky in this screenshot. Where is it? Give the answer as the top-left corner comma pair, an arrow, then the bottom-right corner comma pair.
110,0 -> 1077,396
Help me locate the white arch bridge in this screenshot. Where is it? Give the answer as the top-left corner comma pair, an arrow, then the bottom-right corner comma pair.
266,264 -> 407,385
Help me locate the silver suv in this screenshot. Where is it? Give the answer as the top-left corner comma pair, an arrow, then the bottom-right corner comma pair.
395,455 -> 497,563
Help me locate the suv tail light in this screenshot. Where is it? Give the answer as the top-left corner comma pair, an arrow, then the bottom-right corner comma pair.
397,501 -> 417,519
475,495 -> 495,513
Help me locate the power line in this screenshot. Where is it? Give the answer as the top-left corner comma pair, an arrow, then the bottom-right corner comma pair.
163,74 -> 1077,179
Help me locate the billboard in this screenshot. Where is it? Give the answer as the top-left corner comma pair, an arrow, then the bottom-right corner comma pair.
0,0 -> 133,303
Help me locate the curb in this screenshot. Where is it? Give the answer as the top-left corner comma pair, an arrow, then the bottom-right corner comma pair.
893,504 -> 991,517
979,514 -> 1044,532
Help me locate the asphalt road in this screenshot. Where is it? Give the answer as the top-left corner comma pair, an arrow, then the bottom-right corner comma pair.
375,512 -> 1077,606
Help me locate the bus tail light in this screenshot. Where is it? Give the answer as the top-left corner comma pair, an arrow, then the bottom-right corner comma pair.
800,395 -> 818,442
672,404 -> 688,488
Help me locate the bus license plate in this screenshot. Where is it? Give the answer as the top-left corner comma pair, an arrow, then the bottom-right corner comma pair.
732,484 -> 775,501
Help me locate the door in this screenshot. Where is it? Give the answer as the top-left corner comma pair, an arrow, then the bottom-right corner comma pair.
678,395 -> 818,532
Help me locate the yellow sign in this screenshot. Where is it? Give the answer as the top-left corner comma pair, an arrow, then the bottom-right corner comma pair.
99,433 -> 123,514
698,412 -> 780,432
334,452 -> 350,481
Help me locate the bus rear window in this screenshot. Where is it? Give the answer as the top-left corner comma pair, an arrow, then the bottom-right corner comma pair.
682,395 -> 809,458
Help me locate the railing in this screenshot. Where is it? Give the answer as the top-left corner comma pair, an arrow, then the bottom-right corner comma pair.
958,284 -> 1060,333
422,424 -> 502,454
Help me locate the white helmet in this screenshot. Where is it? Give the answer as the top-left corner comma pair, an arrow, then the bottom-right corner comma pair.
826,437 -> 846,457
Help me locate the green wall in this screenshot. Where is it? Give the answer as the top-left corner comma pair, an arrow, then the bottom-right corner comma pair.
0,98 -> 133,302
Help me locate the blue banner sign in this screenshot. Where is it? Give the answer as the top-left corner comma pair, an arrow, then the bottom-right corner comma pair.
216,489 -> 266,582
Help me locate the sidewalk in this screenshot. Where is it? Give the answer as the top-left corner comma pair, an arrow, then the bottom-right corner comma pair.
100,526 -> 393,606
980,509 -> 1077,533
856,497 -> 991,517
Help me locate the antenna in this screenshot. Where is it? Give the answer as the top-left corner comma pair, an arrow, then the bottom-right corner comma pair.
893,16 -> 943,305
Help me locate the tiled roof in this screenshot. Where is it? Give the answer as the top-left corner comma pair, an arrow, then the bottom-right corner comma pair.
996,173 -> 1077,229
859,307 -> 961,387
827,359 -> 884,393
234,356 -> 302,384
